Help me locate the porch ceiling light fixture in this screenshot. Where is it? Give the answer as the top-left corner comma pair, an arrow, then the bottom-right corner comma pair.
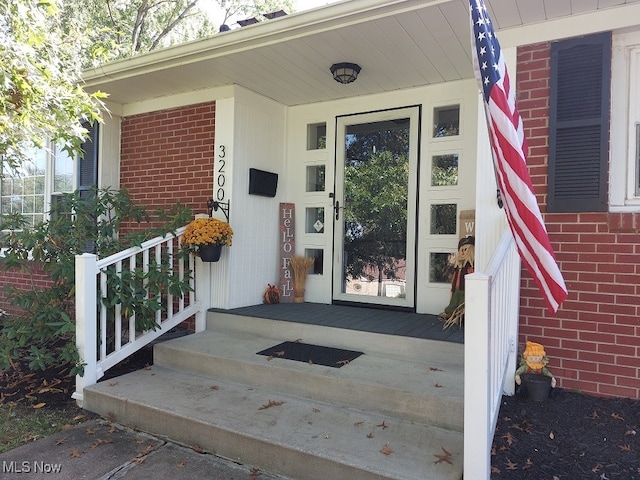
330,62 -> 361,84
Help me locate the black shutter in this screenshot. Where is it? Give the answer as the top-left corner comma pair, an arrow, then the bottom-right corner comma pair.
548,31 -> 611,213
78,121 -> 99,198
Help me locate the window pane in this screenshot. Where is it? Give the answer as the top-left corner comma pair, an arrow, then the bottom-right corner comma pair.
430,204 -> 457,234
433,105 -> 460,137
54,144 -> 74,193
0,146 -> 47,226
305,207 -> 325,233
430,252 -> 453,283
307,123 -> 327,150
304,248 -> 323,275
306,165 -> 325,192
431,154 -> 459,186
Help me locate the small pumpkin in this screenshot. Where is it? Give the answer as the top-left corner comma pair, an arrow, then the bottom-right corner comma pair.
263,284 -> 280,304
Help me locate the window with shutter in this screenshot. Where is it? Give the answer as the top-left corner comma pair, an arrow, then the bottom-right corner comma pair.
548,31 -> 611,213
78,121 -> 99,199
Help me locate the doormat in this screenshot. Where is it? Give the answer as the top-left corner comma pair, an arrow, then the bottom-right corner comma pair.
257,341 -> 364,368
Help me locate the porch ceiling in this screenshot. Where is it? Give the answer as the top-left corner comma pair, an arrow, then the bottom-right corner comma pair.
83,0 -> 640,107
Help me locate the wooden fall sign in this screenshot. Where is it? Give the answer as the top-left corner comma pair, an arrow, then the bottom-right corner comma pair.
279,203 -> 295,303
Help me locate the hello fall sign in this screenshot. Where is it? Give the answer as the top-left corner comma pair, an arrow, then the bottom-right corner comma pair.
279,203 -> 295,303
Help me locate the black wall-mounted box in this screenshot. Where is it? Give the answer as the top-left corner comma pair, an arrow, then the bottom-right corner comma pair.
248,168 -> 278,197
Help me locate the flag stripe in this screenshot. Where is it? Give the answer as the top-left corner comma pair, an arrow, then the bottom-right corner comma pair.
470,0 -> 568,312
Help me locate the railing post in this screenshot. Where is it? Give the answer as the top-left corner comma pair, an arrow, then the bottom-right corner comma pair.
194,258 -> 210,332
464,271 -> 491,480
72,253 -> 98,407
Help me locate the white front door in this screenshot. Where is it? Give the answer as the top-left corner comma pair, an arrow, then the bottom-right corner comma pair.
332,106 -> 419,308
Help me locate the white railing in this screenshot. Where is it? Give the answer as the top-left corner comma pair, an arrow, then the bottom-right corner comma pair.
464,230 -> 521,479
72,226 -> 203,406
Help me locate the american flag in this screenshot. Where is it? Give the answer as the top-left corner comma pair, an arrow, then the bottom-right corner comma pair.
469,0 -> 568,313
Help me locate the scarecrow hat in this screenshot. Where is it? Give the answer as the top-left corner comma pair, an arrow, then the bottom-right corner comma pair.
458,236 -> 475,249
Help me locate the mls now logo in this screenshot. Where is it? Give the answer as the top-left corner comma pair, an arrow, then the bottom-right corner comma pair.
3,461 -> 63,473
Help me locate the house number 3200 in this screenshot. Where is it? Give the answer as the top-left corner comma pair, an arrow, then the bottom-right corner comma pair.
216,145 -> 227,201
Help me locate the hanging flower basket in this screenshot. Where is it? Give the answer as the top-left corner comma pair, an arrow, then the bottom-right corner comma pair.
181,217 -> 233,262
198,243 -> 223,262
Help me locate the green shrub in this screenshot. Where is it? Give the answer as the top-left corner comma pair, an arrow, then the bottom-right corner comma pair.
0,187 -> 193,376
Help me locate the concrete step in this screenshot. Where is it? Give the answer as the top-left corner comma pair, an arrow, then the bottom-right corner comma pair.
83,312 -> 464,479
83,366 -> 464,480
153,325 -> 464,431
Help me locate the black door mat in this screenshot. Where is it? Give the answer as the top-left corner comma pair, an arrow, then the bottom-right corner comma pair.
257,341 -> 364,368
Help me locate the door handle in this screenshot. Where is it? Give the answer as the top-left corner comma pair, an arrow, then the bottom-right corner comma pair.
334,200 -> 340,220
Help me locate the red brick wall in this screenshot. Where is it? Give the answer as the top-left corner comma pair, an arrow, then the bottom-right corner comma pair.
517,43 -> 639,399
120,101 -> 216,220
0,264 -> 53,317
120,101 -> 216,331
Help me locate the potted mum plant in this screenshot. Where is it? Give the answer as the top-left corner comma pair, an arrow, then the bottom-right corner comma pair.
181,216 -> 233,262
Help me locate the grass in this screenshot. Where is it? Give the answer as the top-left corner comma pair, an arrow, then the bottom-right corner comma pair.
0,403 -> 87,454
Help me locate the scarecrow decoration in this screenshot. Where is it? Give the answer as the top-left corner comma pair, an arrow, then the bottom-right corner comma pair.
439,236 -> 474,328
515,341 -> 557,388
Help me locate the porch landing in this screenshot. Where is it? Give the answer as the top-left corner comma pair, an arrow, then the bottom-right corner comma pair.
83,306 -> 464,480
215,302 -> 464,343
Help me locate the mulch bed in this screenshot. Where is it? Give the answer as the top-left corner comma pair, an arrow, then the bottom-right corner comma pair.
491,387 -> 640,479
0,347 -> 153,410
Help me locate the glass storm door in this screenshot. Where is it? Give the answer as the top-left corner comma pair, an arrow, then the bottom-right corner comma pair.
333,107 -> 419,308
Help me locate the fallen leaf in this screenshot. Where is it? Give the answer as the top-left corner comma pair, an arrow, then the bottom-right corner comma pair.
354,421 -> 364,427
611,413 -> 625,421
523,458 -> 533,469
308,359 -> 314,365
619,444 -> 631,452
491,466 -> 501,474
377,421 -> 388,429
108,382 -> 118,387
433,446 -> 453,465
434,383 -> 443,388
258,399 -> 285,410
430,367 -> 444,372
176,460 -> 187,467
505,458 -> 518,470
294,339 -> 302,343
108,426 -> 118,434
625,429 -> 636,436
85,428 -> 95,435
107,412 -> 117,423
55,437 -> 68,446
549,431 -> 555,440
133,457 -> 146,464
192,444 -> 204,453
502,432 -> 515,446
592,464 -> 602,473
90,438 -> 114,450
380,444 -> 393,455
144,364 -> 152,370
70,449 -> 83,458
73,414 -> 87,422
210,385 -> 219,390
250,467 -> 262,479
312,408 -> 320,413
590,410 -> 600,419
140,444 -> 155,456
367,432 -> 374,438
337,359 -> 350,366
32,402 -> 46,409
